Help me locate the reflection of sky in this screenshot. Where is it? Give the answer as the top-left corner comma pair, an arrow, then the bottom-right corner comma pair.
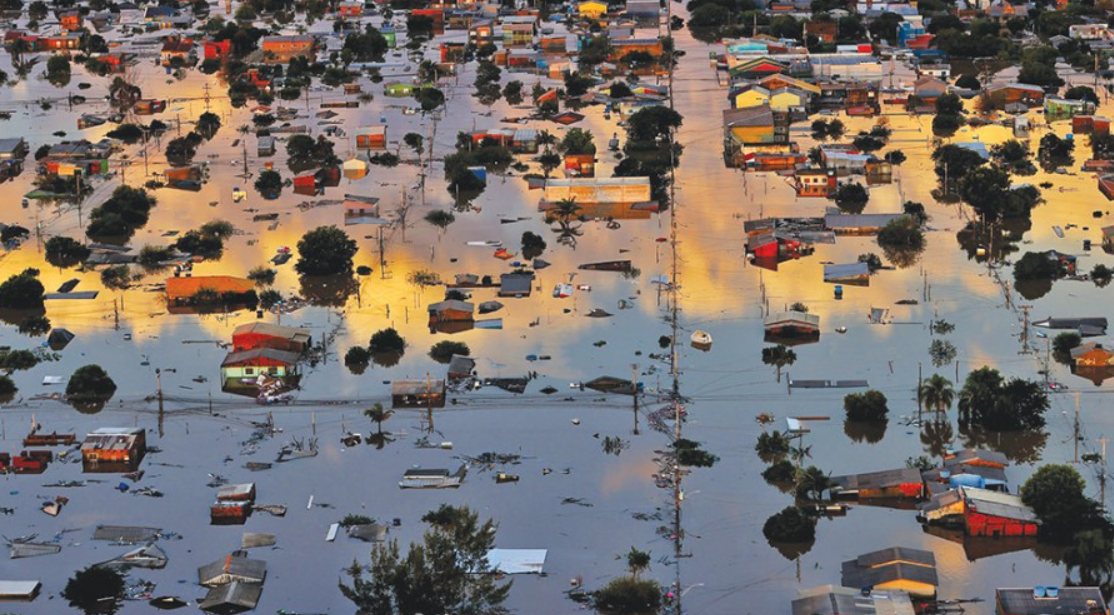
1,15 -> 1112,615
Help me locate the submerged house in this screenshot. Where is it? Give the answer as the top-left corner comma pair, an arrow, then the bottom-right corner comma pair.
840,547 -> 938,598
824,212 -> 905,234
0,581 -> 42,601
1072,342 -> 1114,367
399,465 -> 466,489
81,427 -> 146,472
428,300 -> 475,334
920,487 -> 1038,537
962,487 -> 1039,537
200,581 -> 263,615
792,585 -> 915,615
764,310 -> 820,338
996,587 -> 1107,615
830,467 -> 924,499
356,125 -> 387,150
232,323 -> 311,353
499,273 -> 535,298
198,552 -> 267,587
221,349 -> 301,384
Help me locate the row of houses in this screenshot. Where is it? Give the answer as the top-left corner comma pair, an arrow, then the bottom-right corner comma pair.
829,448 -> 1045,538
792,585 -> 1108,615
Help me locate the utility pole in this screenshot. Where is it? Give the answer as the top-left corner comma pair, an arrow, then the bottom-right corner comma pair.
156,368 -> 164,439
917,362 -> 923,423
1019,305 -> 1032,353
425,372 -> 434,433
631,363 -> 639,436
1075,393 -> 1081,463
1098,437 -> 1109,509
378,225 -> 386,279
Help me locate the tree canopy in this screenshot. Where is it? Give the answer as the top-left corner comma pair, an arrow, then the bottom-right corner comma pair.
957,366 -> 1048,430
0,268 -> 45,309
295,226 -> 358,276
339,505 -> 511,615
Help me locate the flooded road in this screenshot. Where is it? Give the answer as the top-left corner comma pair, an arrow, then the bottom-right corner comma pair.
1,8 -> 1113,615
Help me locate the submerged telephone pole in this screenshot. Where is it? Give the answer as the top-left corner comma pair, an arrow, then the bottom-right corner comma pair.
1019,305 -> 1032,353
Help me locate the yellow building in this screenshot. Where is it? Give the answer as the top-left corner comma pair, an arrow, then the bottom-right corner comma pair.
578,1 -> 608,17
722,105 -> 782,145
733,87 -> 770,109
769,88 -> 808,112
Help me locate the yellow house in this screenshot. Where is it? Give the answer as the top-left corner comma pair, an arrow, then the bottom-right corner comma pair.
578,1 -> 608,17
734,87 -> 770,109
769,88 -> 808,112
723,105 -> 782,146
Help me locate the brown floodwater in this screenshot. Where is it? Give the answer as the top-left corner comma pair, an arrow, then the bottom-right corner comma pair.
1,8 -> 1114,615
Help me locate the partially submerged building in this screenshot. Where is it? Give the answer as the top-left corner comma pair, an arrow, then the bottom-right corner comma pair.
830,467 -> 924,499
81,427 -> 146,472
792,585 -> 915,615
840,547 -> 938,597
198,552 -> 267,587
391,379 -> 447,408
996,587 -> 1107,615
231,323 -> 311,353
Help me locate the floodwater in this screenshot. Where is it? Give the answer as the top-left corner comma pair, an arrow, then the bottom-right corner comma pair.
1,7 -> 1114,615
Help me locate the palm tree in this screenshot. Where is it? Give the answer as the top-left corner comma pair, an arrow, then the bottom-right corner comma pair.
364,402 -> 394,435
553,197 -> 582,223
918,374 -> 955,422
552,219 -> 583,248
626,547 -> 651,580
920,420 -> 954,460
10,38 -> 30,75
536,129 -> 557,149
795,466 -> 831,501
761,345 -> 797,383
755,431 -> 791,462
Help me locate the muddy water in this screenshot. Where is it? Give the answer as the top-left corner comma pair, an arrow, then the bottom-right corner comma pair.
0,10 -> 1112,615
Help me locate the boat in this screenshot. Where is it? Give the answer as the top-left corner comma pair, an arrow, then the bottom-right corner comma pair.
466,240 -> 503,247
495,473 -> 520,484
690,330 -> 712,351
835,326 -> 848,334
578,260 -> 632,272
1054,225 -> 1065,238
